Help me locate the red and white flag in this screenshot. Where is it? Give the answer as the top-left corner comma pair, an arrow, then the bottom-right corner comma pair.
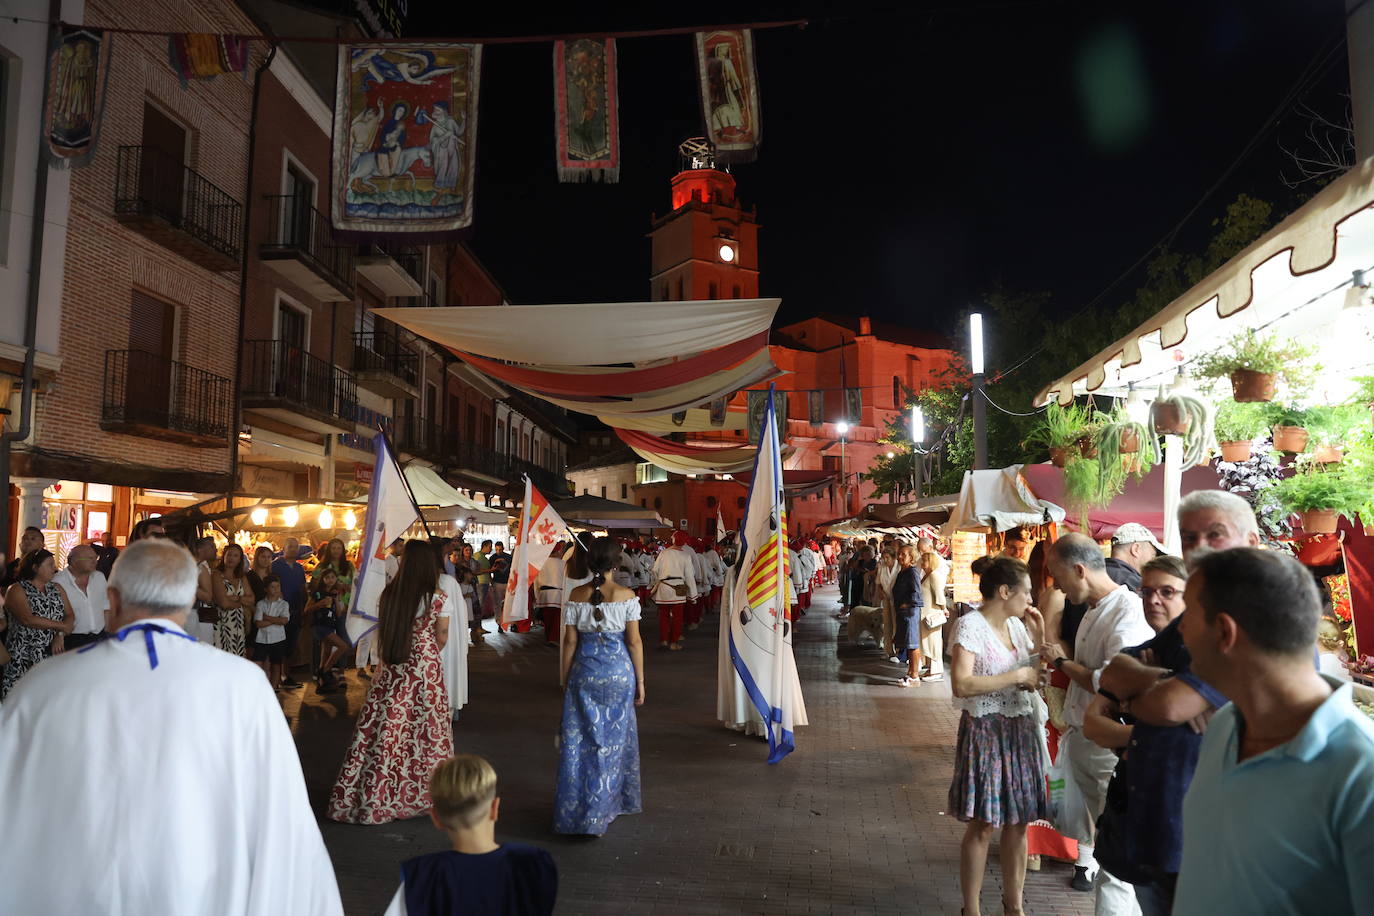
502,477 -> 567,623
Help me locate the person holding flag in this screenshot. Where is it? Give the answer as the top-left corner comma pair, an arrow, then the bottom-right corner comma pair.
502,477 -> 569,633
721,386 -> 807,763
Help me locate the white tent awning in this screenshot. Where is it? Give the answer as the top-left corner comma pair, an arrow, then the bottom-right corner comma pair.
941,465 -> 1066,535
403,465 -> 508,525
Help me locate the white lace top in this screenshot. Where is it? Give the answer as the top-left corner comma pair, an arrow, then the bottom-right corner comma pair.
563,598 -> 642,634
951,611 -> 1038,719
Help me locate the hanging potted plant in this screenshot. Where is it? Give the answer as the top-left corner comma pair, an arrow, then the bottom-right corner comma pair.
1213,400 -> 1271,463
1096,410 -> 1158,479
1192,330 -> 1317,403
1023,402 -> 1099,468
1150,392 -> 1212,469
1063,454 -> 1103,529
1273,467 -> 1361,535
1271,405 -> 1313,454
1305,405 -> 1363,464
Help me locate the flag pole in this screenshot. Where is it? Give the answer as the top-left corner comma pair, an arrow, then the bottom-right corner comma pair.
377,425 -> 434,539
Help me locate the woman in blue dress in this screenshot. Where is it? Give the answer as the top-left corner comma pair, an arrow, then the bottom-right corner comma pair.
554,536 -> 644,836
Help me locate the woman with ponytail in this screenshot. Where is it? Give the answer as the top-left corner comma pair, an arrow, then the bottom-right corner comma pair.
554,536 -> 644,836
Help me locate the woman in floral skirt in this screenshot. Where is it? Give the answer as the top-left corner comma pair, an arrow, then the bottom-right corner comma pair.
948,555 -> 1047,916
328,539 -> 455,825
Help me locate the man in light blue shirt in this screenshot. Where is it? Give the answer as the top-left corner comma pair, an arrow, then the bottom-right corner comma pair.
1176,547 -> 1374,915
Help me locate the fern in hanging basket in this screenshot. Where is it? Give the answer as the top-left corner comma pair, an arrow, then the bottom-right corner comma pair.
1062,455 -> 1102,529
1023,402 -> 1100,465
1096,412 -> 1157,499
1192,331 -> 1317,402
1150,394 -> 1212,469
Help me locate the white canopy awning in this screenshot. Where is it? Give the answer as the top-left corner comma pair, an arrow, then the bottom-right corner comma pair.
373,299 -> 780,366
941,465 -> 1066,535
1037,158 -> 1374,405
403,465 -> 508,525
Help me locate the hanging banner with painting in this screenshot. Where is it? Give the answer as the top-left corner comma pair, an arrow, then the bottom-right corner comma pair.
168,33 -> 250,87
43,26 -> 112,168
694,29 -> 761,164
553,38 -> 620,182
333,43 -> 481,234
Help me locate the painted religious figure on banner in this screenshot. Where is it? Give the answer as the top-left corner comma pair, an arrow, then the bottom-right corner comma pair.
695,30 -> 761,162
333,43 -> 481,233
554,38 -> 619,182
44,27 -> 109,167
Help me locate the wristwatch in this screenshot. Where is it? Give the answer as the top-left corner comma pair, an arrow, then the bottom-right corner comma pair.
1053,656 -> 1068,671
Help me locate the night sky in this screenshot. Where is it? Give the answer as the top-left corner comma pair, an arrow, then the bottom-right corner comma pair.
410,1 -> 1351,340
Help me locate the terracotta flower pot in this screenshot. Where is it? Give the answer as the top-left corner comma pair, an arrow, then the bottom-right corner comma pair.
1077,436 -> 1098,459
1219,440 -> 1253,463
1153,402 -> 1190,435
1121,454 -> 1143,474
1230,369 -> 1277,403
1049,446 -> 1071,468
1119,428 -> 1140,454
1313,445 -> 1344,465
1272,425 -> 1310,453
1300,509 -> 1339,535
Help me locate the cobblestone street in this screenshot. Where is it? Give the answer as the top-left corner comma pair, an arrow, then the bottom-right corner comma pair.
289,586 -> 1094,916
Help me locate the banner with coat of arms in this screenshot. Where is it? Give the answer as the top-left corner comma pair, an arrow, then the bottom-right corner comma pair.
332,43 -> 481,234
694,29 -> 761,164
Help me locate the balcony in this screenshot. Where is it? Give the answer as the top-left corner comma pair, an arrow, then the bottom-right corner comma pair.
259,195 -> 355,301
101,349 -> 232,447
395,415 -> 446,464
241,339 -> 357,434
501,453 -> 571,498
353,330 -> 420,399
451,441 -> 505,483
356,242 -> 424,297
113,146 -> 243,272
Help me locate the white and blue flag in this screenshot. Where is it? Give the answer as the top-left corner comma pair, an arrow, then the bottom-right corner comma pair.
347,434 -> 419,646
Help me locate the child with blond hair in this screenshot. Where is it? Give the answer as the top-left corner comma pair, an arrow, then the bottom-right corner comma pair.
384,755 -> 557,915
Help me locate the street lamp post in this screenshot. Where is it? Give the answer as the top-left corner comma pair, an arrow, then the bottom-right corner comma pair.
911,405 -> 925,499
836,420 -> 850,513
970,313 -> 988,470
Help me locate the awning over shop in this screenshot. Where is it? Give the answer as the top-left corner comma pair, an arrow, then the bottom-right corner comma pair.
1037,158 -> 1374,405
553,494 -> 669,530
1019,463 -> 1221,541
404,465 -> 507,525
942,465 -> 1067,535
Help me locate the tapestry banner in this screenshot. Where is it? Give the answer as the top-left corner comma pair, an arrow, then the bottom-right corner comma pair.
845,387 -> 863,423
694,29 -> 761,164
553,38 -> 619,182
333,43 -> 481,234
43,26 -> 111,168
169,34 -> 249,86
808,390 -> 823,424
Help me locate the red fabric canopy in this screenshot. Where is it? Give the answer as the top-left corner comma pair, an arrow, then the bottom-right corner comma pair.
1020,463 -> 1222,540
613,427 -> 751,457
448,331 -> 768,398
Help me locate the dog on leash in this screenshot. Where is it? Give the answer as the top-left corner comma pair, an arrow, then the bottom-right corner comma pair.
847,604 -> 885,649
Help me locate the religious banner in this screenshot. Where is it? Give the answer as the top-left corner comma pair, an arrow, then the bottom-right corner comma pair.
503,477 -> 568,624
694,29 -> 761,164
709,397 -> 727,427
43,26 -> 111,168
168,33 -> 249,86
553,38 -> 619,182
808,389 -> 823,424
333,43 -> 481,234
845,387 -> 863,422
747,389 -> 787,441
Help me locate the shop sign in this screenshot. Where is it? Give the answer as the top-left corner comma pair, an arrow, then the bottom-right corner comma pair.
356,464 -> 374,484
42,503 -> 79,531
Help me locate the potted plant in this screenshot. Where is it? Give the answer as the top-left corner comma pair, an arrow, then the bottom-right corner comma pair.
1096,410 -> 1157,480
1306,405 -> 1364,464
1213,400 -> 1271,463
1063,454 -> 1102,529
1023,402 -> 1099,468
1273,467 -> 1361,535
1192,331 -> 1317,403
1150,392 -> 1211,469
1270,405 -> 1313,454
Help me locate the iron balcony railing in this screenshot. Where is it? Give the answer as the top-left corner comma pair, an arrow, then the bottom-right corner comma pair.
359,241 -> 424,286
395,414 -> 445,462
101,349 -> 233,441
453,441 -> 502,478
241,339 -> 357,422
261,194 -> 356,291
113,145 -> 243,262
353,329 -> 420,387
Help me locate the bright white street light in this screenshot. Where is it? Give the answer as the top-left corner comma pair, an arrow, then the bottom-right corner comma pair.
969,313 -> 985,375
911,405 -> 925,442
836,421 -> 850,435
886,451 -> 895,459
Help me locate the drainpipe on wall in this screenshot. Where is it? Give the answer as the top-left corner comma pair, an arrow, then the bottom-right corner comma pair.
1,0 -> 60,560
229,42 -> 278,522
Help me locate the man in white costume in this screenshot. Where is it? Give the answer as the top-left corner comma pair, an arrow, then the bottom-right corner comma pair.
0,539 -> 343,915
440,566 -> 470,717
689,538 -> 710,629
651,531 -> 698,650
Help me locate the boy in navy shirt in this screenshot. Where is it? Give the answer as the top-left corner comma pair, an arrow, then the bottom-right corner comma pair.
385,755 -> 557,916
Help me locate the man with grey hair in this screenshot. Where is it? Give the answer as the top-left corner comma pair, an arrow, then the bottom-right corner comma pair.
1176,489 -> 1260,557
52,544 -> 109,649
0,540 -> 343,915
1174,548 -> 1374,915
1040,532 -> 1153,897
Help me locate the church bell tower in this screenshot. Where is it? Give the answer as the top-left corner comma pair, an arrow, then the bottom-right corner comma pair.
648,138 -> 760,302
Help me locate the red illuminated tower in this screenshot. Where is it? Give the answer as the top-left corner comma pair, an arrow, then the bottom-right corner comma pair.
648,139 -> 759,301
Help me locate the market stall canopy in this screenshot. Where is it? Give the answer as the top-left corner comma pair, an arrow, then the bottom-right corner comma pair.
403,465 -> 508,526
942,465 -> 1067,535
1037,158 -> 1374,405
1020,463 -> 1221,541
731,468 -> 837,499
373,299 -> 779,366
553,495 -> 669,530
819,501 -> 948,537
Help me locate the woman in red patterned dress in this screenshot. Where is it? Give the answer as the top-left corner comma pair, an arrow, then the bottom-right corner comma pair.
328,539 -> 456,825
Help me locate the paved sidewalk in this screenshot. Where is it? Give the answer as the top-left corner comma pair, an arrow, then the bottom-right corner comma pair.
289,587 -> 1094,915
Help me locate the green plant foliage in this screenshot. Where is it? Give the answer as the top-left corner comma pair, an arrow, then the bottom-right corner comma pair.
1306,404 -> 1366,447
1350,377 -> 1374,406
1022,402 -> 1101,451
1063,455 -> 1101,528
1151,394 -> 1212,469
1272,466 -> 1363,516
1095,411 -> 1157,502
1191,330 -> 1318,388
1270,404 -> 1314,429
1213,400 -> 1273,443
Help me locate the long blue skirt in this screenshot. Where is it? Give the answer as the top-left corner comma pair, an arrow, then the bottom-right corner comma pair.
554,631 -> 642,835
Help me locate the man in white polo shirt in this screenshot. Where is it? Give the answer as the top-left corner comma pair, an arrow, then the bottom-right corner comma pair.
53,544 -> 109,650
1041,532 -> 1154,899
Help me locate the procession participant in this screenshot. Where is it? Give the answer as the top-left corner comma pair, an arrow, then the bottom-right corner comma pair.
651,531 -> 697,650
0,539 -> 344,914
559,538 -> 594,682
435,543 -> 470,721
1,549 -> 73,700
686,538 -> 709,630
329,539 -> 455,825
535,541 -> 569,647
635,543 -> 655,600
555,537 -> 644,836
788,539 -> 808,619
53,543 -> 108,650
706,539 -> 728,615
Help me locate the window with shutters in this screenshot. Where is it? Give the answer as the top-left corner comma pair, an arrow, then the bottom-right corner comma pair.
277,299 -> 308,350
139,103 -> 187,221
129,290 -> 176,360
125,290 -> 178,424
